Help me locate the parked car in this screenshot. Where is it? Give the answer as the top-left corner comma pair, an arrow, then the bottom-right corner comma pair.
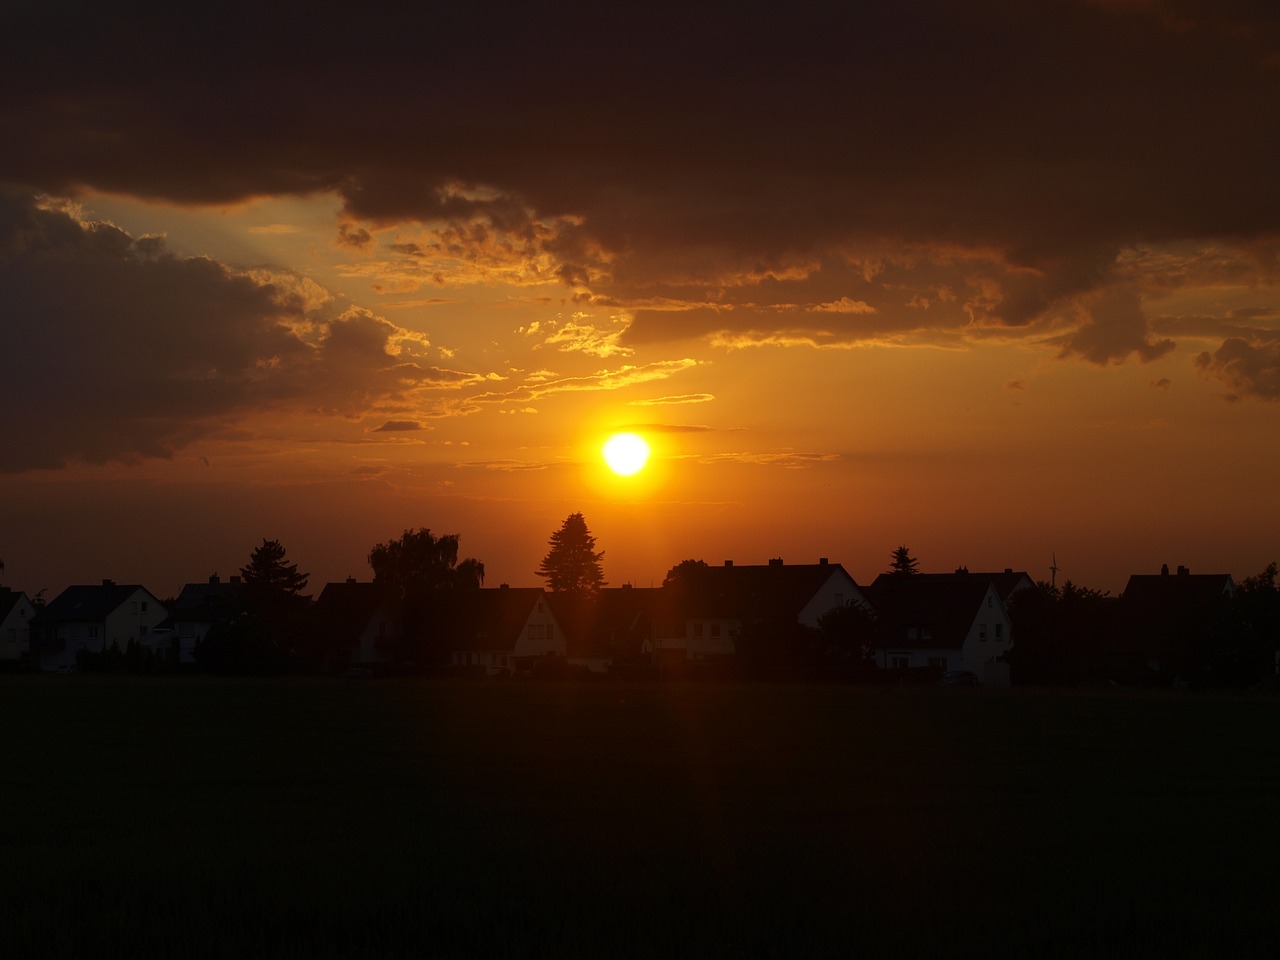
938,670 -> 981,687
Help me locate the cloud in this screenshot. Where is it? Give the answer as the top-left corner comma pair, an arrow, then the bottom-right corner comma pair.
0,189 -> 477,471
629,394 -> 715,406
1194,337 -> 1280,400
372,420 -> 425,433
3,2 -> 1278,366
1052,286 -> 1175,365
1150,378 -> 1172,390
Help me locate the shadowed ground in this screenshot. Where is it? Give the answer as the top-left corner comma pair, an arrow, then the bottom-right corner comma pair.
3,678 -> 1278,958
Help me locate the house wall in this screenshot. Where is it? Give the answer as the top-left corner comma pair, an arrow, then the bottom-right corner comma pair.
354,603 -> 397,664
797,570 -> 867,628
40,589 -> 168,672
959,585 -> 1013,684
876,648 -> 960,671
510,599 -> 566,660
0,594 -> 35,661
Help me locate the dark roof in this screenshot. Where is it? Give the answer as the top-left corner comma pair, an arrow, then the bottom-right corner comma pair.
167,577 -> 242,622
661,561 -> 857,622
862,574 -> 998,650
0,588 -> 30,622
865,569 -> 1033,603
1121,571 -> 1234,611
455,587 -> 548,652
549,587 -> 659,657
31,582 -> 161,625
315,580 -> 386,636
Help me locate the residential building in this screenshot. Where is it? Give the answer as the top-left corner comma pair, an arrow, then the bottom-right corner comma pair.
30,580 -> 167,672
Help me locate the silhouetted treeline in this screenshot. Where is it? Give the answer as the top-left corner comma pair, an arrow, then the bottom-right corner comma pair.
1008,564 -> 1280,689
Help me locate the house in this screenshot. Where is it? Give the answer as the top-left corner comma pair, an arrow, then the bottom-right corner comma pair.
862,572 -> 1014,684
30,580 -> 168,672
1118,564 -> 1235,679
449,586 -> 565,676
551,585 -> 659,674
143,574 -> 242,665
652,558 -> 867,666
314,579 -> 399,669
0,588 -> 36,662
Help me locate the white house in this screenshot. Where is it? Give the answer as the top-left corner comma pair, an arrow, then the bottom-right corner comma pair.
31,580 -> 168,672
0,588 -> 35,662
864,573 -> 1014,685
143,574 -> 242,665
450,586 -> 565,676
651,558 -> 868,665
315,579 -> 399,668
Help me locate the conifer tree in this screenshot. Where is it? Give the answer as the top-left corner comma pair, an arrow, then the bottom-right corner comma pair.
537,513 -> 606,596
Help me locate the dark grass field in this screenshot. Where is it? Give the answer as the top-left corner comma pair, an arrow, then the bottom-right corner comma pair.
3,677 -> 1279,958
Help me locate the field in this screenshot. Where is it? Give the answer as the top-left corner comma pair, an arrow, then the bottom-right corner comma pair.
3,678 -> 1279,958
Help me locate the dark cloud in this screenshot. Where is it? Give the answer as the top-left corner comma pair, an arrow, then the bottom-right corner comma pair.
372,420 -> 425,433
2,2 -> 1278,361
1194,337 -> 1280,400
0,190 -> 455,471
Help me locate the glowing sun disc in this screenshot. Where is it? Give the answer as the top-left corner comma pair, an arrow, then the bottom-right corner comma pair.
602,432 -> 651,476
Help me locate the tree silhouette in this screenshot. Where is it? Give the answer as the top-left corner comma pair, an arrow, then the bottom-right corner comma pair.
368,529 -> 484,599
889,545 -> 919,576
367,529 -> 485,665
663,558 -> 708,588
537,513 -> 605,596
199,539 -> 312,673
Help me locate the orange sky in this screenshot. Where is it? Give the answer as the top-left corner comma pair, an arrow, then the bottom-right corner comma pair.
2,1 -> 1279,599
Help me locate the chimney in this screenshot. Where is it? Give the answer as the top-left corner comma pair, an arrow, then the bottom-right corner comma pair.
955,566 -> 969,574
724,560 -> 733,567
209,574 -> 220,585
500,583 -> 509,590
1004,568 -> 1013,574
819,557 -> 829,566
1177,565 -> 1190,576
346,576 -> 357,584
102,578 -> 115,588
769,557 -> 783,567
1161,564 -> 1169,576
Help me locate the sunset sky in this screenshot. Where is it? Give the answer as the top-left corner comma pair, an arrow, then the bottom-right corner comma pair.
3,0 -> 1279,600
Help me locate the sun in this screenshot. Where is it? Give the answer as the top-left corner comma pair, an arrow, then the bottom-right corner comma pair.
601,432 -> 651,476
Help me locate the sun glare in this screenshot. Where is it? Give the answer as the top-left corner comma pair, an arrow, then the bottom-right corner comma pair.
602,432 -> 651,476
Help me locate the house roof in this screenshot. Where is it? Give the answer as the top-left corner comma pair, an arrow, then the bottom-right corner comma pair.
166,576 -> 242,622
660,561 -> 858,622
454,587 -> 549,652
865,569 -> 1033,603
862,574 -> 998,650
1120,569 -> 1234,611
315,580 -> 386,635
31,582 -> 161,625
549,587 -> 659,658
0,588 -> 30,622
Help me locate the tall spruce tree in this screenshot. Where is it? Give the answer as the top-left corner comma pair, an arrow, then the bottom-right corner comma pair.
536,513 -> 606,596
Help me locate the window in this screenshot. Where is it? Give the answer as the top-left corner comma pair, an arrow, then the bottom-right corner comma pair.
995,623 -> 1004,640
141,602 -> 148,613
979,624 -> 988,641
693,622 -> 704,639
906,626 -> 918,640
890,654 -> 910,669
710,623 -> 720,639
927,657 -> 947,671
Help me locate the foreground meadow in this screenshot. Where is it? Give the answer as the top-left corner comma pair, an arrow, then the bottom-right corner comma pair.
2,677 -> 1278,958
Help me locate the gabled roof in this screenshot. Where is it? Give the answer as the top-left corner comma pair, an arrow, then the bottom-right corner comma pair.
454,587 -> 548,652
315,580 -> 387,635
168,576 -> 242,622
0,588 -> 31,622
865,569 -> 1033,604
863,574 -> 998,650
663,561 -> 857,622
31,582 -> 161,625
1121,569 -> 1234,611
549,587 -> 659,657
